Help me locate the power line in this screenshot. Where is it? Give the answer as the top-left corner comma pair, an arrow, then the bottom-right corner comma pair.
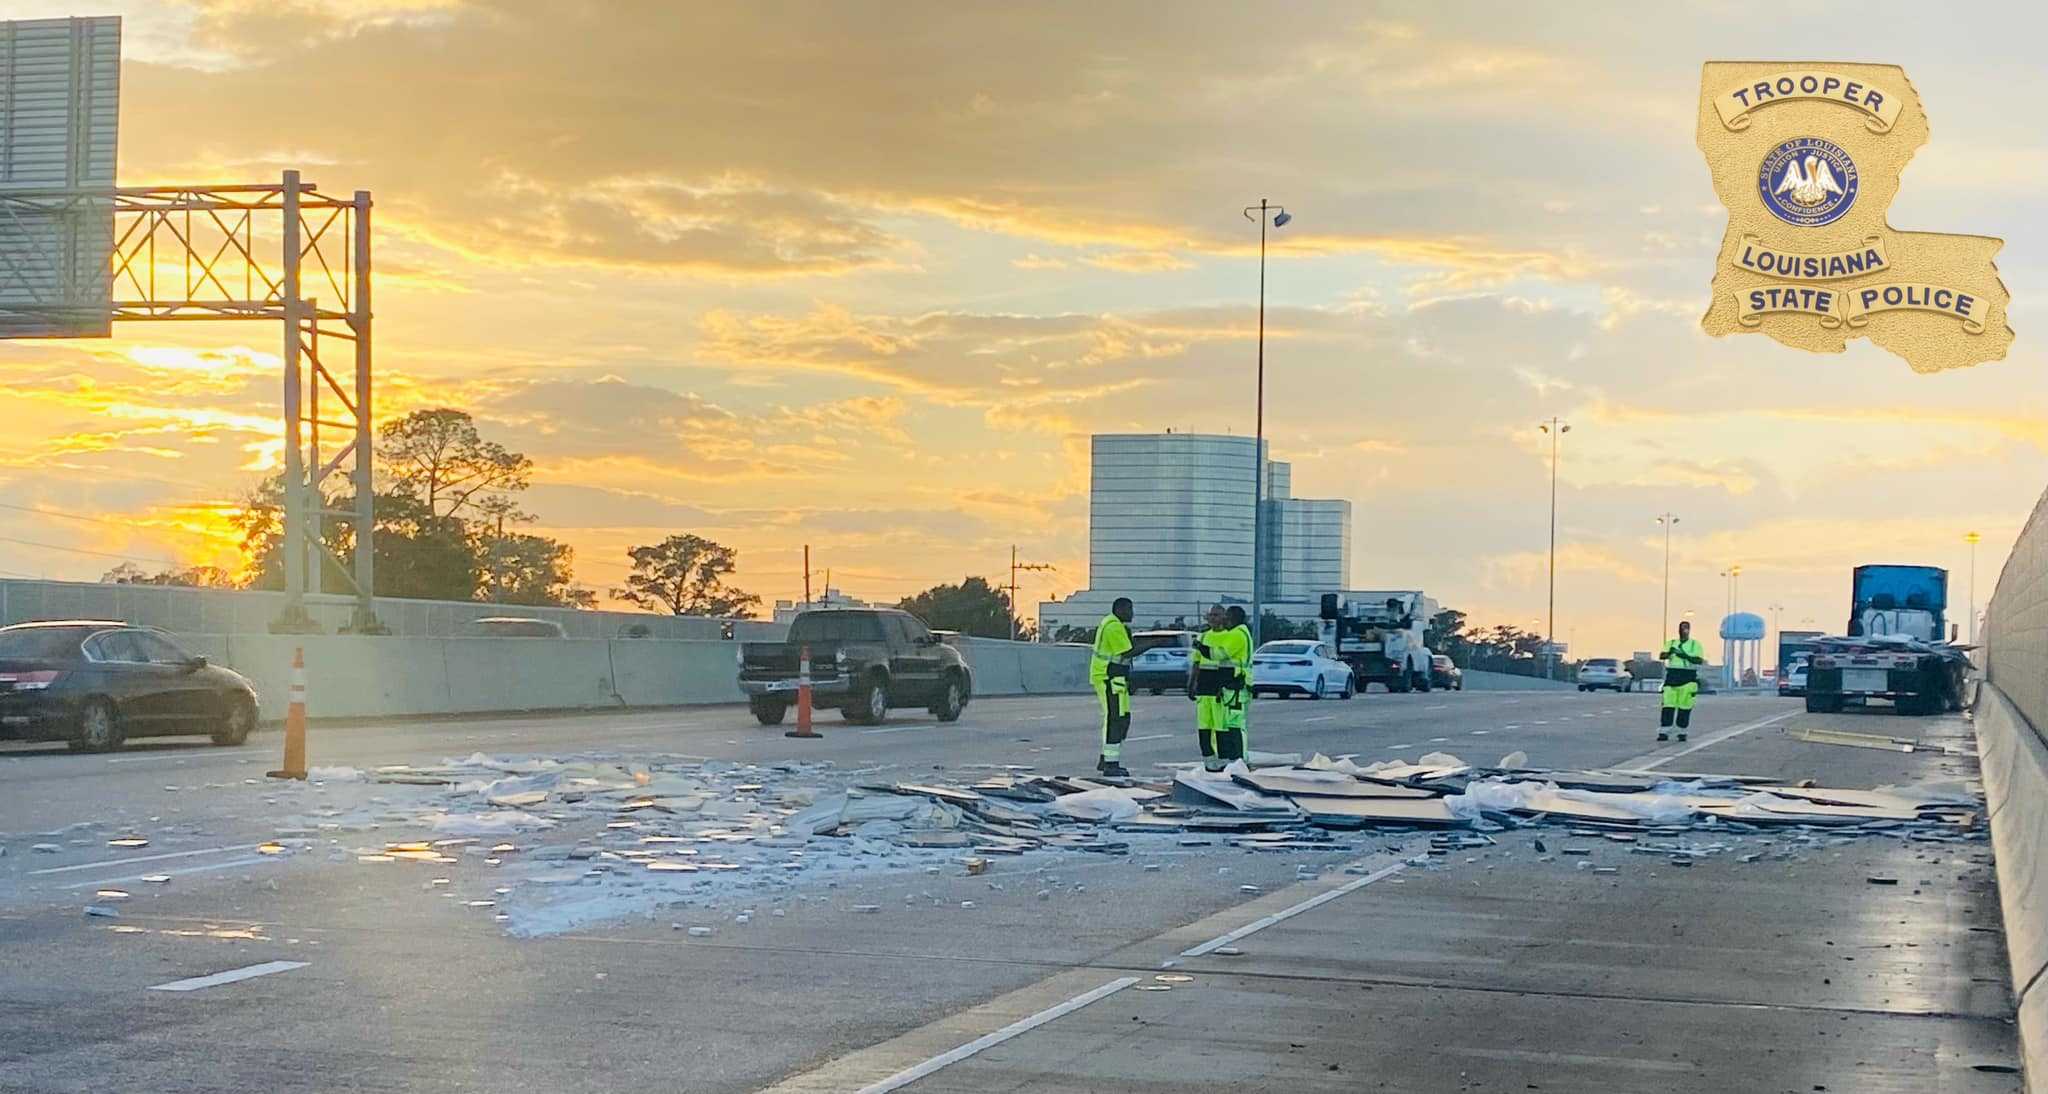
0,534 -> 185,568
0,500 -> 149,529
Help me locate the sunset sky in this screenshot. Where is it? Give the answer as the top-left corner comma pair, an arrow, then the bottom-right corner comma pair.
2,1 -> 2044,656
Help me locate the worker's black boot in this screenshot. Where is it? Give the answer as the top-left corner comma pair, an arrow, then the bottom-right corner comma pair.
1656,733 -> 1669,742
1100,762 -> 1131,780
1677,733 -> 1687,742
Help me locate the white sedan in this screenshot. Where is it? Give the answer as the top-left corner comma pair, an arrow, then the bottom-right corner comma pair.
1250,641 -> 1355,700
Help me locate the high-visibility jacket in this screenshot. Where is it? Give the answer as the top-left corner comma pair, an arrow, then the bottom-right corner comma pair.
1660,637 -> 1705,686
1231,625 -> 1255,685
1193,625 -> 1251,694
1090,614 -> 1133,685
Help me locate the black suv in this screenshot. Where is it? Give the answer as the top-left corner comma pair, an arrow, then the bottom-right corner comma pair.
736,609 -> 973,725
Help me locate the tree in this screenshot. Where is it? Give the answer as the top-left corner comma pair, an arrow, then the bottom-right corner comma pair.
1259,611 -> 1315,641
613,534 -> 760,617
485,531 -> 596,608
896,576 -> 1022,638
378,409 -> 532,522
1426,608 -> 1472,665
101,562 -> 235,588
230,476 -> 482,601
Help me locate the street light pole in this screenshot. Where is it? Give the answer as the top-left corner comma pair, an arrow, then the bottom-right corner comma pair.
1243,199 -> 1289,647
1656,513 -> 1679,641
1539,418 -> 1570,677
1966,531 -> 1981,644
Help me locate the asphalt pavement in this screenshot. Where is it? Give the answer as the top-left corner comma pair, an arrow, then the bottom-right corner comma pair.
0,687 -> 2022,1092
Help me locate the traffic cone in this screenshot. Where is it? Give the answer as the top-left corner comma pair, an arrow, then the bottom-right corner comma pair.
785,644 -> 821,739
267,646 -> 308,780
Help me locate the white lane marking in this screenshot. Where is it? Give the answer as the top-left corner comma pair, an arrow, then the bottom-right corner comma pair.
106,748 -> 260,765
862,725 -> 926,736
1128,733 -> 1174,742
1616,711 -> 1797,771
1427,737 -> 1448,743
1390,743 -> 1414,749
1469,730 -> 1489,735
63,855 -> 274,889
1023,715 -> 1058,722
855,976 -> 1140,1094
1181,863 -> 1406,957
1303,716 -> 1336,723
1424,704 -> 1447,711
30,844 -> 264,876
149,960 -> 307,993
1503,725 -> 1521,730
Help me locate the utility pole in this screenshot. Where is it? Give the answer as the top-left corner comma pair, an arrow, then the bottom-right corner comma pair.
803,544 -> 811,606
1539,418 -> 1570,677
1008,546 -> 1056,642
1656,513 -> 1679,642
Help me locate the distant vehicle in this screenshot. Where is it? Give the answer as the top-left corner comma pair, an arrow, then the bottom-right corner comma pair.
1778,655 -> 1810,697
1576,658 -> 1632,692
1777,629 -> 1824,680
1126,630 -> 1194,695
1430,654 -> 1464,691
736,608 -> 972,725
1318,591 -> 1436,693
1249,640 -> 1355,700
1805,565 -> 1967,715
463,617 -> 568,638
0,621 -> 259,752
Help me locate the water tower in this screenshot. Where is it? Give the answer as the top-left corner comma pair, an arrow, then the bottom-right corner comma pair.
1720,611 -> 1766,689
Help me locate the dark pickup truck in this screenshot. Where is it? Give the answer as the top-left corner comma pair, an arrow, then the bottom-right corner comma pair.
737,608 -> 973,726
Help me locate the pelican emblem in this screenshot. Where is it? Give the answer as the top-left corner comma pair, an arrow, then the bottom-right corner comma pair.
1758,137 -> 1859,228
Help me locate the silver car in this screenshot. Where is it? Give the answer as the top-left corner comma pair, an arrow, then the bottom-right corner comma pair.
1576,657 -> 1632,692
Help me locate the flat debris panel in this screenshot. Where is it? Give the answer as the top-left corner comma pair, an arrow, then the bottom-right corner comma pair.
0,16 -> 120,338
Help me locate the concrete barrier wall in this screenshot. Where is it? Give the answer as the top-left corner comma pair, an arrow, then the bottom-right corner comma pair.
201,634 -> 1086,721
1977,484 -> 2048,1090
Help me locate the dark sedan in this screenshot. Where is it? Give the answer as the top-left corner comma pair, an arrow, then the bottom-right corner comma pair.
0,621 -> 259,752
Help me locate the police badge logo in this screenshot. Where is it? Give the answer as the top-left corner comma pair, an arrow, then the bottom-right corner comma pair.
1698,62 -> 2012,372
1758,137 -> 1858,227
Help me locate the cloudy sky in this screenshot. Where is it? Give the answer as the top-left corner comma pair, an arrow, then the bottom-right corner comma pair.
1,0 -> 2043,655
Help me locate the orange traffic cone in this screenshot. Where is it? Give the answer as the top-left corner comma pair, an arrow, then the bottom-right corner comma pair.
267,646 -> 308,780
785,644 -> 821,739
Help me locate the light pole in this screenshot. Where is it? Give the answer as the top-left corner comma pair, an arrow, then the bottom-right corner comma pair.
1966,531 -> 1981,644
1767,601 -> 1785,670
1243,198 -> 1290,646
1539,418 -> 1570,677
1655,513 -> 1679,641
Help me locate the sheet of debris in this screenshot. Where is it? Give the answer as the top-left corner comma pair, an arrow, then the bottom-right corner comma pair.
230,746 -> 1983,936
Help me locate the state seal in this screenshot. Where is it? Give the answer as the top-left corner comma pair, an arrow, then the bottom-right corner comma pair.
1757,137 -> 1858,228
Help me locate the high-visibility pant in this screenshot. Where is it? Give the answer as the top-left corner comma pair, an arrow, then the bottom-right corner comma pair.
1660,680 -> 1699,730
1095,676 -> 1131,761
1196,680 -> 1248,769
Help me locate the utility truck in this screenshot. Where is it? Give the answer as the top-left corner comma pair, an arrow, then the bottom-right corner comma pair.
1317,591 -> 1437,693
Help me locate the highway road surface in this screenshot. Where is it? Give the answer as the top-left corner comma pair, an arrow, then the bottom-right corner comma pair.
0,688 -> 2021,1093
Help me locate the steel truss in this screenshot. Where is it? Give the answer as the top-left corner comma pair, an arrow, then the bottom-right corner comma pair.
0,171 -> 380,632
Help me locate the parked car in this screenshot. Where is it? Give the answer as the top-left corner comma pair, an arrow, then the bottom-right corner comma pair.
463,617 -> 568,638
0,621 -> 259,752
1127,630 -> 1194,695
1778,655 -> 1810,697
1430,654 -> 1464,691
1577,657 -> 1632,692
1249,640 -> 1355,700
736,608 -> 972,725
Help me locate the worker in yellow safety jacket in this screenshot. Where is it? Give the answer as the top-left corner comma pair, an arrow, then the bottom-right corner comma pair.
1227,605 -> 1255,749
1090,598 -> 1136,778
1189,604 -> 1252,771
1657,619 -> 1706,742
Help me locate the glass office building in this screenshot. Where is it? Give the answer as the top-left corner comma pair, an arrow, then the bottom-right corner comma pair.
1039,433 -> 1354,635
